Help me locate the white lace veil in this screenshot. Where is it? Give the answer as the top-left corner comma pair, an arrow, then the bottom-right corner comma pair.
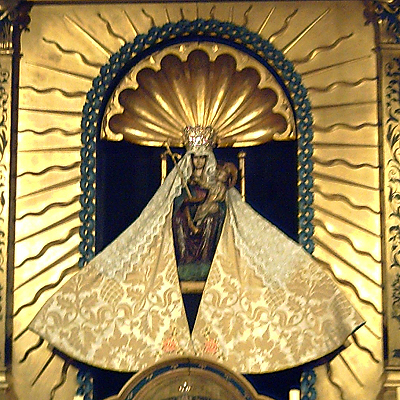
90,144 -> 310,286
92,148 -> 217,279
227,188 -> 314,284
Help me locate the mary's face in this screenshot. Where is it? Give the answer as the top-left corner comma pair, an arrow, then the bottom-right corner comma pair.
192,155 -> 207,170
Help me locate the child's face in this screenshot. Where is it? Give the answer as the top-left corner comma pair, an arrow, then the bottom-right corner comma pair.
217,168 -> 229,182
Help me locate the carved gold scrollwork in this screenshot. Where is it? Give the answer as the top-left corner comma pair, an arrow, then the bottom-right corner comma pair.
364,0 -> 400,44
384,57 -> 400,367
0,59 -> 10,389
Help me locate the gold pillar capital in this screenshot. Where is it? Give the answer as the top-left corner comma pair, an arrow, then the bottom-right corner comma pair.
0,1 -> 31,52
364,0 -> 400,44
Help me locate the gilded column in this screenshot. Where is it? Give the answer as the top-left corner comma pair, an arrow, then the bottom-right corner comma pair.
0,1 -> 30,390
365,1 -> 400,399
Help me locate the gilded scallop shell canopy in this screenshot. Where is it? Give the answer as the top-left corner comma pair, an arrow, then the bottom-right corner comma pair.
103,44 -> 295,147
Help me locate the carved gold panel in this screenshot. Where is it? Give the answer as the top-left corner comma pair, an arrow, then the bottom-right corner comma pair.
10,2 -> 383,400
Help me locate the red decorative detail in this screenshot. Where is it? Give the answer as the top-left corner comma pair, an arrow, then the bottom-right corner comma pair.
162,337 -> 178,353
204,338 -> 219,355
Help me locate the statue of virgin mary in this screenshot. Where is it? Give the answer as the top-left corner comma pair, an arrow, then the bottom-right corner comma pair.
29,124 -> 363,374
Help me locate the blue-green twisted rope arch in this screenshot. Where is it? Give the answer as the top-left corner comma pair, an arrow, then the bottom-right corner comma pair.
80,18 -> 314,269
79,18 -> 315,400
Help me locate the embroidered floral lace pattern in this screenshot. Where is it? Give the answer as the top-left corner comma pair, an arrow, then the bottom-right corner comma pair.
31,215 -> 194,371
29,151 -> 363,373
192,216 -> 362,372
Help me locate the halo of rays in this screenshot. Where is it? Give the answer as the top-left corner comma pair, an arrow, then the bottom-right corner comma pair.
15,3 -> 382,400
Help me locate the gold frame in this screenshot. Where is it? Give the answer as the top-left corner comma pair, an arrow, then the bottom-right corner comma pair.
1,1 -> 390,399
105,356 -> 274,400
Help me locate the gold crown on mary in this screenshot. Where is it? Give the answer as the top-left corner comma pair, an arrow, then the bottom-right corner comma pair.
183,125 -> 217,152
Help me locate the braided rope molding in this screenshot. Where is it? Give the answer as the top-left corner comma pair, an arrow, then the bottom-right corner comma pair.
300,369 -> 317,400
79,18 -> 315,399
79,18 -> 314,266
76,370 -> 93,400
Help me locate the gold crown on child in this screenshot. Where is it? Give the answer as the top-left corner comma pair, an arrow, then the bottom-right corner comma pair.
183,125 -> 217,152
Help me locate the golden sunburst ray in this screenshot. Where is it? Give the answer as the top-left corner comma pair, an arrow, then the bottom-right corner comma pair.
291,33 -> 354,65
123,9 -> 139,36
19,86 -> 87,97
281,8 -> 330,55
267,8 -> 298,43
16,194 -> 81,221
64,14 -> 114,57
306,76 -> 377,92
97,12 -> 127,46
42,37 -> 104,69
301,55 -> 372,77
25,62 -> 95,81
14,3 -> 383,400
141,8 -> 156,27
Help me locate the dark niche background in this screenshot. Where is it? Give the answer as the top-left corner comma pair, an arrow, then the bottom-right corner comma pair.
95,138 -> 298,252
